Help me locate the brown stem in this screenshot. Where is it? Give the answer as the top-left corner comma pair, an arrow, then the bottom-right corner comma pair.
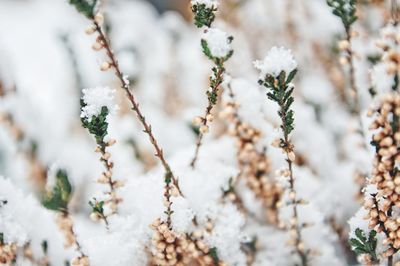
98,143 -> 118,220
371,196 -> 395,265
61,210 -> 85,257
345,30 -> 368,149
388,255 -> 393,266
279,103 -> 308,266
92,21 -> 182,195
189,67 -> 224,168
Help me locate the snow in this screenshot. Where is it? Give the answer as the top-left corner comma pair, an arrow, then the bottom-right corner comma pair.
191,0 -> 219,8
0,0 -> 396,265
254,46 -> 298,78
202,28 -> 232,58
80,87 -> 118,121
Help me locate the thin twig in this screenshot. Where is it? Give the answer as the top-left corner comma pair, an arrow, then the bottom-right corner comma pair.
189,66 -> 224,168
92,21 -> 182,195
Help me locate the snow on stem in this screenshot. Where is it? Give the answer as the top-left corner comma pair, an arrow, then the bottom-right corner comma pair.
190,0 -> 233,168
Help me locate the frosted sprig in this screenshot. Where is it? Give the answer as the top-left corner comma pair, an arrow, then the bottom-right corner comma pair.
80,87 -> 118,122
191,0 -> 218,28
254,46 -> 298,79
202,28 -> 233,59
191,0 -> 218,9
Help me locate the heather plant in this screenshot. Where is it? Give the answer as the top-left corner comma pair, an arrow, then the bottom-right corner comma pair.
0,0 -> 399,265
256,47 -> 311,266
80,86 -> 123,227
190,0 -> 233,168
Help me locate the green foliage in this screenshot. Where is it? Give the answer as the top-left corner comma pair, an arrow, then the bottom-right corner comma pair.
259,70 -> 297,137
192,3 -> 217,28
201,38 -> 234,65
349,228 -> 378,262
41,240 -> 48,255
164,169 -> 173,184
209,247 -> 220,264
0,232 -> 3,245
189,123 -> 200,137
81,102 -> 109,145
42,169 -> 72,212
327,0 -> 358,31
393,73 -> 399,92
69,0 -> 98,19
89,198 -> 105,216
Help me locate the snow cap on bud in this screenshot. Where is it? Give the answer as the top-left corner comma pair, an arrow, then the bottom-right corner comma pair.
254,46 -> 297,78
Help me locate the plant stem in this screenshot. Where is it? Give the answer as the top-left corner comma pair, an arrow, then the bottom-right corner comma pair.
61,210 -> 85,257
345,29 -> 368,150
190,66 -> 224,168
279,101 -> 308,266
92,21 -> 182,195
98,142 -> 117,215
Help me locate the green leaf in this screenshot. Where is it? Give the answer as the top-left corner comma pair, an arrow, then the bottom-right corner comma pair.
349,228 -> 378,262
165,170 -> 172,184
326,0 -> 357,30
89,199 -> 105,215
209,247 -> 219,264
201,39 -> 213,60
81,103 -> 110,145
69,0 -> 98,19
355,228 -> 366,243
286,69 -> 298,84
42,169 -> 72,212
41,240 -> 48,255
192,3 -> 216,28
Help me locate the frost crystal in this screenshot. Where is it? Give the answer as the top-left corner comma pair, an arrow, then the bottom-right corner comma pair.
202,28 -> 232,58
191,0 -> 218,8
80,87 -> 118,121
254,46 -> 298,78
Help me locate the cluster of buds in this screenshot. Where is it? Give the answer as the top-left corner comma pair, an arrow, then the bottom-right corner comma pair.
193,113 -> 214,135
337,33 -> 358,67
71,255 -> 90,266
0,241 -> 17,264
149,219 -> 224,266
0,112 -> 24,141
368,94 -> 400,199
220,97 -> 283,225
376,23 -> 400,77
363,93 -> 400,256
23,243 -> 50,266
56,212 -> 79,248
85,14 -> 115,73
56,213 -> 89,265
93,138 -> 124,219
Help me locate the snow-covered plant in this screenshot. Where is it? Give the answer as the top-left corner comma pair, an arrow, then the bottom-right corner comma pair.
327,0 -> 357,32
190,0 -> 233,168
256,47 -> 311,266
191,0 -> 218,28
70,0 -> 182,195
3,0 -> 400,265
80,87 -> 123,227
327,0 -> 361,115
349,18 -> 399,265
351,93 -> 399,265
